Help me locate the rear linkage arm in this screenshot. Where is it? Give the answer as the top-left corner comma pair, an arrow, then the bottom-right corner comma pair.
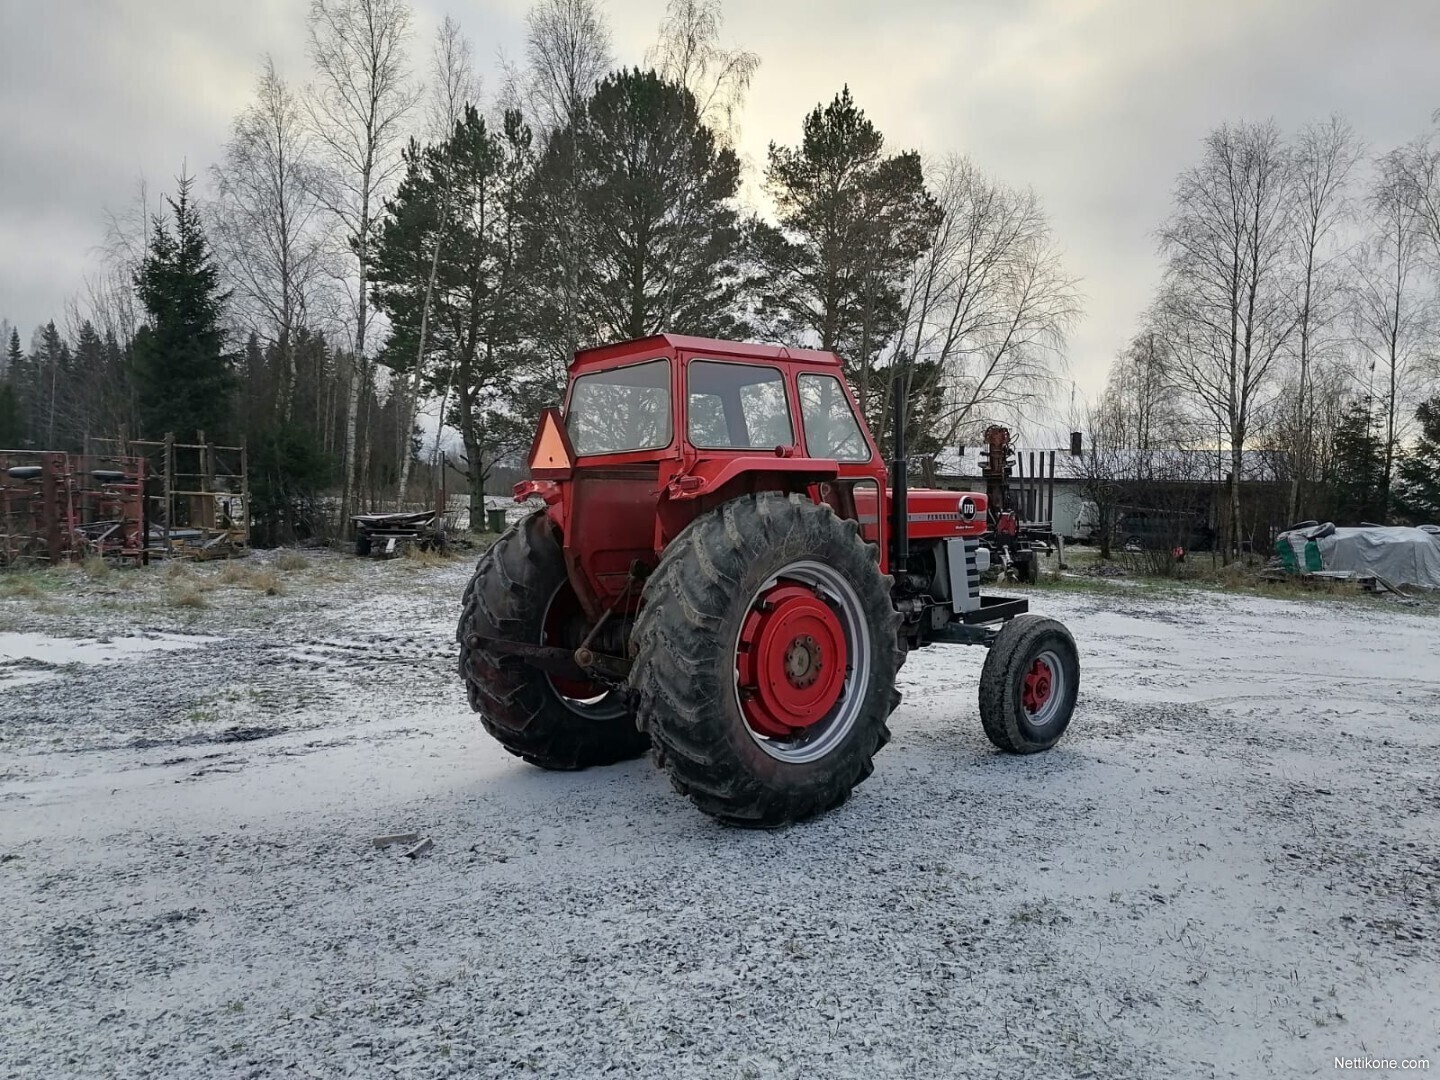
465,560 -> 649,687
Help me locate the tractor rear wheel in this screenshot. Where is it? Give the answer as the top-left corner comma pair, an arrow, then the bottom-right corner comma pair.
978,614 -> 1079,753
629,492 -> 902,828
457,511 -> 648,769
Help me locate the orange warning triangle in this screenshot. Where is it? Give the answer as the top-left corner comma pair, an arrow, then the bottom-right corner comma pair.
528,407 -> 575,475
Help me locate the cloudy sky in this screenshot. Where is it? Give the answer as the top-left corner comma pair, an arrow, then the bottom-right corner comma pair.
2,0 -> 1439,403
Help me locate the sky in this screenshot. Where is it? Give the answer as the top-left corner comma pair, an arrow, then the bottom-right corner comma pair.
2,0 -> 1440,407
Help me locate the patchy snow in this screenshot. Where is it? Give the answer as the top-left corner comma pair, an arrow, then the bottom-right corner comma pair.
0,631 -> 219,690
0,561 -> 1436,1078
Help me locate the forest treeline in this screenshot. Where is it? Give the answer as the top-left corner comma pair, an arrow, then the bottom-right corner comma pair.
0,0 -> 1080,541
1,0 -> 1437,550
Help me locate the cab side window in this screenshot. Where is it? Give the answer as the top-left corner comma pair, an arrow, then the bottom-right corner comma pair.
687,361 -> 794,449
798,374 -> 871,462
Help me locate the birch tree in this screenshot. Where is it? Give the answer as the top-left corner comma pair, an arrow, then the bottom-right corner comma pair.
1284,114 -> 1360,522
1158,120 -> 1295,558
648,0 -> 758,147
881,154 -> 1079,447
213,57 -> 330,423
305,0 -> 417,526
1350,150 -> 1436,518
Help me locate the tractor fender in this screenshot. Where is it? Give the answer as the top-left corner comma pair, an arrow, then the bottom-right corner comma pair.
661,457 -> 839,501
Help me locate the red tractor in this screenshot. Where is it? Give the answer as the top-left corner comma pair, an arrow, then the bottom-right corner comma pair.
458,335 -> 1079,826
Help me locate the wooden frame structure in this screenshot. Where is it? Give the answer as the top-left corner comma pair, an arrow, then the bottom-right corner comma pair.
91,434 -> 250,558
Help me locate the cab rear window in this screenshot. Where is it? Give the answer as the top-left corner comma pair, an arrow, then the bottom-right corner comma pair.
566,359 -> 672,455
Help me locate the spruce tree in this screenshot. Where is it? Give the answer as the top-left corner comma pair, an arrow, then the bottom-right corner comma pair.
63,321 -> 105,446
133,172 -> 235,441
0,325 -> 21,447
0,380 -> 19,448
1395,396 -> 1440,524
6,327 -> 33,446
1323,398 -> 1388,525
35,321 -> 70,447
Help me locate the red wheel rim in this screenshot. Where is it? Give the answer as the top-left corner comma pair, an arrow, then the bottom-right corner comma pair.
736,582 -> 849,739
1021,656 -> 1054,716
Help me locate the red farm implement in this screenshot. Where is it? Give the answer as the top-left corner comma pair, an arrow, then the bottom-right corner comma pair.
0,450 -> 147,565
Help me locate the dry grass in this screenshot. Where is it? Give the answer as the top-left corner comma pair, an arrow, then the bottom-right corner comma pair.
218,561 -> 252,585
169,587 -> 209,610
274,551 -> 310,572
81,556 -> 111,580
2,578 -> 41,598
249,568 -> 283,596
404,545 -> 458,568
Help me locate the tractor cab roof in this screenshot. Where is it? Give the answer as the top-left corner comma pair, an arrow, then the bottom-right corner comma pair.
570,334 -> 843,376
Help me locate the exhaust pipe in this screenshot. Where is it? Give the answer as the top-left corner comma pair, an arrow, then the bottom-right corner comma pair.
891,374 -> 909,572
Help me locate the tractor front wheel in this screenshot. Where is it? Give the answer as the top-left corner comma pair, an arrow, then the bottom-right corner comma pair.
457,511 -> 648,769
978,614 -> 1079,753
629,493 -> 902,827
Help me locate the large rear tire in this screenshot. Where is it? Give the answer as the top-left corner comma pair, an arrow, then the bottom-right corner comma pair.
457,511 -> 648,769
978,615 -> 1079,753
629,492 -> 902,827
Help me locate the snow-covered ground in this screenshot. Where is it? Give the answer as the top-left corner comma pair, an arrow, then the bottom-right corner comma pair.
1,556 -> 1436,1079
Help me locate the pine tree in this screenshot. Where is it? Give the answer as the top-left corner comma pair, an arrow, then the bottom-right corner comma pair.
132,172 -> 235,441
567,68 -> 748,341
757,86 -> 938,407
1395,396 -> 1440,524
373,106 -> 536,530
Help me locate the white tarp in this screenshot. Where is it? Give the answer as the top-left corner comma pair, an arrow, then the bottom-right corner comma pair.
1309,526 -> 1440,588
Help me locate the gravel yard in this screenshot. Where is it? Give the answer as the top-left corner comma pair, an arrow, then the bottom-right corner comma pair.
1,553 -> 1436,1078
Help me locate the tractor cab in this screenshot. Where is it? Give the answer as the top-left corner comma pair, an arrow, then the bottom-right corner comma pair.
516,334 -> 988,618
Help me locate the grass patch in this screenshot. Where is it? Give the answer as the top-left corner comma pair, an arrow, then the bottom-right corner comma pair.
81,556 -> 111,580
274,551 -> 310,572
217,561 -> 253,586
169,588 -> 210,610
404,546 -> 457,568
0,568 -> 69,597
165,560 -> 196,582
249,568 -> 283,596
1,578 -> 41,599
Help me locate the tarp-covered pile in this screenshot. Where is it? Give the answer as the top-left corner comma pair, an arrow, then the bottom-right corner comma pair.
1275,524 -> 1440,588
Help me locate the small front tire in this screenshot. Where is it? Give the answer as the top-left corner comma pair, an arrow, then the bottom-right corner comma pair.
978,614 -> 1079,753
